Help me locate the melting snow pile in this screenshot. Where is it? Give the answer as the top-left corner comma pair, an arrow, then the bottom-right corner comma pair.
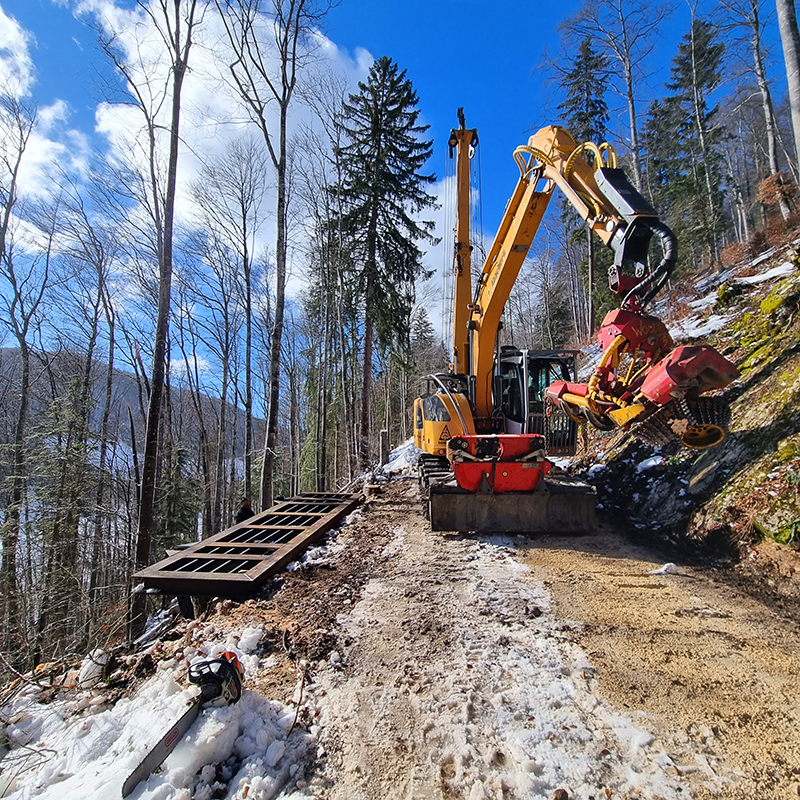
381,438 -> 421,476
0,625 -> 313,800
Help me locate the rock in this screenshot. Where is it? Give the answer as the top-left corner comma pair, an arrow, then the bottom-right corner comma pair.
551,790 -> 570,800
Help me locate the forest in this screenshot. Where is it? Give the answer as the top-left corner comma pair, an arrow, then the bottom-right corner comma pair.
1,0 -> 800,671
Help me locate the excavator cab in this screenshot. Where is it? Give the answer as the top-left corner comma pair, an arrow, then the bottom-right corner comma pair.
494,348 -> 579,455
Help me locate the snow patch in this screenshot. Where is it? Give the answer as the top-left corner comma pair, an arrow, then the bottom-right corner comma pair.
735,261 -> 796,285
381,438 -> 420,476
650,563 -> 680,575
636,456 -> 664,473
669,313 -> 732,339
0,629 -> 311,800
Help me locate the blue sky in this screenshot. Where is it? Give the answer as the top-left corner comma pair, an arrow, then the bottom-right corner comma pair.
1,0 -> 745,224
0,0 -> 791,334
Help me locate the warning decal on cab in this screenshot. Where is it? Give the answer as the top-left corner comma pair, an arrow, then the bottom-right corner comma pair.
438,425 -> 451,442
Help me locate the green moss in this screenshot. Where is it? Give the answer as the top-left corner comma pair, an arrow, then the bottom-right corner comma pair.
761,293 -> 785,316
777,434 -> 800,463
778,361 -> 800,388
753,515 -> 800,545
739,340 -> 780,373
759,277 -> 799,316
716,282 -> 743,310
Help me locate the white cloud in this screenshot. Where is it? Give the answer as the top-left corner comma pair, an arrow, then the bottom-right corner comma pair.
13,100 -> 91,197
78,0 -> 376,303
0,5 -> 35,96
0,8 -> 90,200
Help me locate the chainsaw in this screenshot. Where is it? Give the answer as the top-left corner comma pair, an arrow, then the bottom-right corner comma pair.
121,652 -> 244,798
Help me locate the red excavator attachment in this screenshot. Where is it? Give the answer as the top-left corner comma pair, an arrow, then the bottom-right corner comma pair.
544,303 -> 739,448
639,345 -> 740,405
424,433 -> 596,534
448,434 -> 551,492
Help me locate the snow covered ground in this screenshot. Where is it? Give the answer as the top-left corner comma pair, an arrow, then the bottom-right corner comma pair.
0,467 -> 736,800
0,625 -> 313,800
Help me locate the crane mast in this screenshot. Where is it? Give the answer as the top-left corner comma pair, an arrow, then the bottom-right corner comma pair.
448,109 -> 478,377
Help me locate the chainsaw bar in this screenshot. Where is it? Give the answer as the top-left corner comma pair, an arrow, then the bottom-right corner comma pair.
121,696 -> 201,797
120,652 -> 244,797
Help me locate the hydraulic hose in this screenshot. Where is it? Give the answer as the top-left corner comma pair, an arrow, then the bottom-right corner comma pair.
622,218 -> 678,308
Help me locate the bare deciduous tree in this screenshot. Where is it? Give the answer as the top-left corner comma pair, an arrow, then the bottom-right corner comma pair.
97,0 -> 202,636
562,0 -> 672,188
216,0 -> 327,509
776,0 -> 800,170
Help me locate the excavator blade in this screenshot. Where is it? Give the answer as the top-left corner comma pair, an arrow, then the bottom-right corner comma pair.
428,478 -> 596,534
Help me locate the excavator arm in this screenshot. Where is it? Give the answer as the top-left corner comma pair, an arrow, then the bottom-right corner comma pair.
416,113 -> 736,536
467,125 -> 678,422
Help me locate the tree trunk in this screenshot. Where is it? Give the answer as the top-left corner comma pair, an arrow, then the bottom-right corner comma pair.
258,106 -> 288,511
360,300 -> 374,468
776,0 -> 800,171
88,300 -> 115,642
688,20 -> 722,271
131,0 -> 197,638
749,0 -> 791,219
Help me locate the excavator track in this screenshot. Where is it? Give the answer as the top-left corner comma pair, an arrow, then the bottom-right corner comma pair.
418,454 -> 454,497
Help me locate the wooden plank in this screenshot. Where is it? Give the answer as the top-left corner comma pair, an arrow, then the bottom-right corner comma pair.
135,492 -> 359,598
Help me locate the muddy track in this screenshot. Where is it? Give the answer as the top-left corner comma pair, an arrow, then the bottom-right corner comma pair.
223,477 -> 800,799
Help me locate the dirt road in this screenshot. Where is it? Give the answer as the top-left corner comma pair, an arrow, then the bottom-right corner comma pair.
229,476 -> 800,799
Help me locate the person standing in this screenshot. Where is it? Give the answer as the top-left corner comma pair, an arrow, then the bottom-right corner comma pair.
235,498 -> 255,524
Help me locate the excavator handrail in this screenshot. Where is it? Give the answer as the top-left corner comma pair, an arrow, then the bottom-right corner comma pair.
421,373 -> 471,435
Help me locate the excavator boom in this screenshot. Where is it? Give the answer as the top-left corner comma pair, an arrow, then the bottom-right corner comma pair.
414,111 -> 737,534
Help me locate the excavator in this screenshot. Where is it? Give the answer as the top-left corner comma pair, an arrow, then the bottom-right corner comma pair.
413,110 -> 738,534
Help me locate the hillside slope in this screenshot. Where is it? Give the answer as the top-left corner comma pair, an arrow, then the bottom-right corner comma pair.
580,239 -> 800,611
2,246 -> 800,800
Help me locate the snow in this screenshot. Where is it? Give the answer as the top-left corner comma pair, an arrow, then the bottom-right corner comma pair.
669,312 -> 732,339
688,292 -> 717,310
650,563 -> 680,575
734,261 -> 796,285
236,628 -> 263,655
636,456 -> 664,473
77,650 -> 108,689
0,629 -> 312,800
381,438 -> 420,476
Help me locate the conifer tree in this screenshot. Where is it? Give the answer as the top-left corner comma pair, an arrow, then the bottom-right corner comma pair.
558,37 -> 610,334
558,38 -> 610,145
335,56 -> 438,466
664,19 -> 727,270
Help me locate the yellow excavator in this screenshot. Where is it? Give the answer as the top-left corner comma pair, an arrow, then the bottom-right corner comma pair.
413,110 -> 738,534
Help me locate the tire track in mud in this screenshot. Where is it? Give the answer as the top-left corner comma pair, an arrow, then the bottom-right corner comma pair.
303,478 -> 724,800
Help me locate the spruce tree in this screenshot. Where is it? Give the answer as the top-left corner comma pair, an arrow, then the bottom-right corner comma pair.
641,97 -> 684,230
664,19 -> 727,269
558,38 -> 610,146
336,56 -> 438,466
558,38 -> 611,334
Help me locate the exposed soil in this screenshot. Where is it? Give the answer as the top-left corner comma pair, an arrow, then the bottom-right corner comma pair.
519,528 -> 800,799
207,476 -> 800,799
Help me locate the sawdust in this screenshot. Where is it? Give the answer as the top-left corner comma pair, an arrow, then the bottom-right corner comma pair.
520,530 -> 800,799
